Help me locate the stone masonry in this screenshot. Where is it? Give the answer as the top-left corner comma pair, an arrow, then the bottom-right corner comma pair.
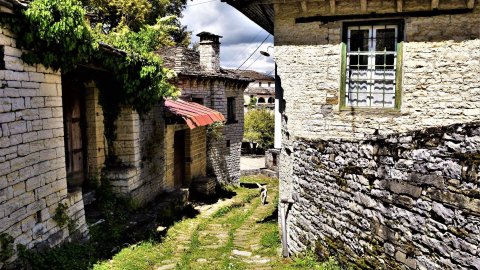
289,122 -> 480,269
269,1 -> 480,269
0,20 -> 88,266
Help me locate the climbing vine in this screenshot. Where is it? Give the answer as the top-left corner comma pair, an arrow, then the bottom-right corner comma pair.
0,233 -> 14,263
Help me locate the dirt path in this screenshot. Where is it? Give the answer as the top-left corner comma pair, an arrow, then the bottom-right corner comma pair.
95,176 -> 286,270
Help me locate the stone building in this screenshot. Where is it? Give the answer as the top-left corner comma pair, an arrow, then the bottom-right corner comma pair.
233,70 -> 275,111
226,0 -> 480,269
0,1 -> 88,266
158,32 -> 252,186
0,1 -> 231,265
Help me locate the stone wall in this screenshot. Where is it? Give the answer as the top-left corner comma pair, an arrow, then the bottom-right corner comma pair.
84,82 -> 106,183
107,104 -> 166,206
0,23 -> 87,266
272,1 -> 480,268
288,122 -> 480,269
177,77 -> 246,185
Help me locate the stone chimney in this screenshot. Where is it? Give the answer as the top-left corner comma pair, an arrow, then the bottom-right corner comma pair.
197,32 -> 222,72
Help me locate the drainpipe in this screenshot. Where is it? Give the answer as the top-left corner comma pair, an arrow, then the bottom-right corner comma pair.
280,198 -> 294,257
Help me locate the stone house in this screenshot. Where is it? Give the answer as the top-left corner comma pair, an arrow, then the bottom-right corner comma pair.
234,70 -> 275,111
0,1 -> 236,265
158,32 -> 252,186
226,0 -> 480,269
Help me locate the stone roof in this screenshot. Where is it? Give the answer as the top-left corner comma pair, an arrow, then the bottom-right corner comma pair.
245,86 -> 274,95
225,69 -> 274,81
155,47 -> 253,82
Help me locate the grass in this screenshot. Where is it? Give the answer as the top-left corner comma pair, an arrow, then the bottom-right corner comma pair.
21,176 -> 343,270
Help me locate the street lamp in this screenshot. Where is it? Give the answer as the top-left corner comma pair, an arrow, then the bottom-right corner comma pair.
259,46 -> 281,150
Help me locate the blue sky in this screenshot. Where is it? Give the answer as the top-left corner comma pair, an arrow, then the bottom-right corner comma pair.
180,0 -> 275,74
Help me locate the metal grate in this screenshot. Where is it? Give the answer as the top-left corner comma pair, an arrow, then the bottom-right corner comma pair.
345,24 -> 401,108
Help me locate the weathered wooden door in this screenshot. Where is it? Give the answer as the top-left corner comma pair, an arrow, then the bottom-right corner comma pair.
63,82 -> 86,190
174,130 -> 186,188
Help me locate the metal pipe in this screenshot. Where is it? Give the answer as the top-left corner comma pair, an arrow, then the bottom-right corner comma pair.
280,198 -> 294,257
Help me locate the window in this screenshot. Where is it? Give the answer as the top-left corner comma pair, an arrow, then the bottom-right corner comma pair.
227,97 -> 236,123
341,21 -> 403,109
192,97 -> 203,105
268,82 -> 271,87
0,46 -> 4,69
258,82 -> 262,87
268,97 -> 274,104
257,97 -> 265,103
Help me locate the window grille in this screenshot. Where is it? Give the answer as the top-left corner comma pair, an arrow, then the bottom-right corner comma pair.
342,21 -> 403,108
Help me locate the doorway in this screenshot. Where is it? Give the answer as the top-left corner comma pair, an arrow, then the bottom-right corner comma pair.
62,78 -> 87,191
174,130 -> 186,188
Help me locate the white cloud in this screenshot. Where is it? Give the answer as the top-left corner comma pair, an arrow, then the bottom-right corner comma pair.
180,0 -> 274,73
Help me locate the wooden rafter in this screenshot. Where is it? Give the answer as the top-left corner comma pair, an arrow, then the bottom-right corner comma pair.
301,1 -> 308,12
396,0 -> 403,12
330,0 -> 336,14
466,0 -> 475,8
361,0 -> 367,12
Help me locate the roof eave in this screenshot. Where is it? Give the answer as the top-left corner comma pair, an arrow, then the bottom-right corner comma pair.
222,0 -> 274,35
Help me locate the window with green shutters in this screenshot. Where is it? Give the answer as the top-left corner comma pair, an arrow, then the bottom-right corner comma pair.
340,20 -> 404,109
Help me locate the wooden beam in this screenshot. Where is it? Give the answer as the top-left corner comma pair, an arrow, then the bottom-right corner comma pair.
361,0 -> 367,12
396,0 -> 403,12
431,0 -> 439,9
466,0 -> 474,8
301,1 -> 308,12
330,0 -> 336,14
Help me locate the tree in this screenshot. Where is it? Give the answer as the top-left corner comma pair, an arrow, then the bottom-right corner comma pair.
244,109 -> 274,150
81,0 -> 189,44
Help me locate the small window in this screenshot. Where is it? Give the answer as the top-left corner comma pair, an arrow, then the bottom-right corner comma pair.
0,46 -> 5,70
192,97 -> 203,105
267,97 -> 274,104
341,21 -> 404,109
268,82 -> 271,87
257,97 -> 265,104
226,140 -> 231,147
258,82 -> 261,87
227,97 -> 236,123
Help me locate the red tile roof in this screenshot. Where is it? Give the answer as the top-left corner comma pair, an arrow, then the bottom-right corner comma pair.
165,99 -> 225,129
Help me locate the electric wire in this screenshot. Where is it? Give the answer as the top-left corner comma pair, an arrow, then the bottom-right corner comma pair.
236,34 -> 271,70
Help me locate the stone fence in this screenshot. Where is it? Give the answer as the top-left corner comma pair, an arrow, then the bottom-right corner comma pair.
288,122 -> 480,269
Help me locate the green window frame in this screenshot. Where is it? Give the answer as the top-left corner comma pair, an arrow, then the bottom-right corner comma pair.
340,20 -> 404,110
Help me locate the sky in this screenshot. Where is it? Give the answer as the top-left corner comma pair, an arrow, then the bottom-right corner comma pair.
180,0 -> 275,74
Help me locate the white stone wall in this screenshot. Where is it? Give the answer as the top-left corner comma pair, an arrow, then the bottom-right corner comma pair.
106,104 -> 166,206
0,23 -> 87,266
177,77 -> 247,185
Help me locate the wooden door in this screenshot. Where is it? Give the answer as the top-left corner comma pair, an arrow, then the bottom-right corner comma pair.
63,82 -> 86,190
174,130 -> 186,188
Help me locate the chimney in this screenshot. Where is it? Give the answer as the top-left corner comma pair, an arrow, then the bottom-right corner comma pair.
197,32 -> 222,72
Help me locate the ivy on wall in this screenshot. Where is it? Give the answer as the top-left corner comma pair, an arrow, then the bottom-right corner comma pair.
1,0 -> 180,164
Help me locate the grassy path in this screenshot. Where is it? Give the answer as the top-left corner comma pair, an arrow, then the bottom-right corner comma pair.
94,176 -> 341,270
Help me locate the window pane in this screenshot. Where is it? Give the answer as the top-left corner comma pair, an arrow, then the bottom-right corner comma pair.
376,29 -> 396,51
375,54 -> 395,69
349,29 -> 369,52
349,55 -> 369,70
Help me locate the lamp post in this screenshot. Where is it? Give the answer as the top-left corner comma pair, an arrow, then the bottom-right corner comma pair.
259,47 -> 282,150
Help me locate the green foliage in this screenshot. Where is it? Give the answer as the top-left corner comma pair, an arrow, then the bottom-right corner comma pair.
247,97 -> 257,109
19,243 -> 96,270
53,203 -> 76,232
244,109 -> 275,150
0,233 -> 14,263
260,227 -> 280,249
81,0 -> 189,44
5,0 -> 96,72
206,121 -> 225,141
